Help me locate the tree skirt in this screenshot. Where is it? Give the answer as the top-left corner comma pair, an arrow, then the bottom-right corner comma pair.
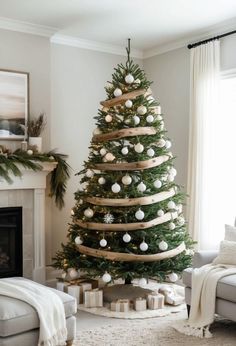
74,313 -> 236,346
78,281 -> 185,319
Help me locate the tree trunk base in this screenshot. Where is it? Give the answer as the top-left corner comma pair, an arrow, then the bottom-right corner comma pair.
103,284 -> 153,303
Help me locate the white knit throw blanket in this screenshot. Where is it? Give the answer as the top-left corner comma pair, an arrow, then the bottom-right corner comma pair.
0,277 -> 67,346
175,264 -> 236,338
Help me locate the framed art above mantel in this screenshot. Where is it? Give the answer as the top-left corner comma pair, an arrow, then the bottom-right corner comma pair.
0,69 -> 29,140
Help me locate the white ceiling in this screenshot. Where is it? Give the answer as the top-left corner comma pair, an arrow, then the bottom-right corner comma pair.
0,0 -> 236,54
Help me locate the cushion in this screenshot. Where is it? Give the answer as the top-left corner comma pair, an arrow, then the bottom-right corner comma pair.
225,224 -> 236,242
213,240 -> 236,265
0,287 -> 77,337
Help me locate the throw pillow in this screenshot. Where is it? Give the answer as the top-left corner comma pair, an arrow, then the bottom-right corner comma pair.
225,224 -> 236,242
213,240 -> 236,265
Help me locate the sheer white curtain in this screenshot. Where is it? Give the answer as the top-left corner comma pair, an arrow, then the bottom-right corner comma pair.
187,40 -> 220,250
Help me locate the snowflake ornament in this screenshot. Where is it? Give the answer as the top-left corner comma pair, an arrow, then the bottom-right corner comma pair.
103,213 -> 114,224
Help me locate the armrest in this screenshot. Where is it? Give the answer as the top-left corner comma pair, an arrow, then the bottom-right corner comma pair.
192,251 -> 218,268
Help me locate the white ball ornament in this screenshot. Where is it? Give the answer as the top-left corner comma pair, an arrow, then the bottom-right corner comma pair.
167,174 -> 175,182
93,128 -> 102,135
105,114 -> 113,123
114,88 -> 122,97
139,278 -> 147,286
111,183 -> 121,193
178,216 -> 185,226
137,105 -> 147,115
135,209 -> 145,220
105,152 -> 115,162
75,236 -> 83,245
102,272 -> 111,283
100,238 -> 107,247
167,201 -> 176,209
157,139 -> 166,148
140,241 -> 148,251
85,169 -> 94,178
98,177 -> 106,185
134,79 -> 141,84
84,208 -> 94,218
156,114 -> 163,121
27,149 -> 33,155
168,272 -> 179,283
121,147 -> 129,155
122,175 -> 132,185
133,115 -> 140,125
125,99 -> 133,108
165,140 -> 172,149
123,233 -> 131,243
169,222 -> 176,230
100,148 -> 107,156
146,115 -> 154,123
157,209 -> 165,217
68,268 -> 78,280
169,167 -> 177,176
134,143 -> 144,153
154,179 -> 162,189
159,240 -> 168,251
137,182 -> 146,192
125,73 -> 134,84
147,148 -> 155,157
71,209 -> 75,216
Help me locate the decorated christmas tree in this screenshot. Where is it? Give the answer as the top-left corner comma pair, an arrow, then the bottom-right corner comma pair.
53,41 -> 194,285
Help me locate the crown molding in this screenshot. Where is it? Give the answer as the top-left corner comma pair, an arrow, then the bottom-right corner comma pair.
144,18 -> 236,58
0,16 -> 57,37
51,34 -> 143,59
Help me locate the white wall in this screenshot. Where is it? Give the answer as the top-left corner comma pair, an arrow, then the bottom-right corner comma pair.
144,47 -> 190,188
0,28 -> 51,151
50,43 -> 142,257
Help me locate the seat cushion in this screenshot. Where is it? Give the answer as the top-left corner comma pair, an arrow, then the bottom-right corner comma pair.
0,287 -> 76,337
183,268 -> 236,303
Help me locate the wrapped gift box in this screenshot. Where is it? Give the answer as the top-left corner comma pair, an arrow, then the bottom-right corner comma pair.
70,278 -> 99,289
67,285 -> 80,304
56,281 -> 70,292
134,297 -> 147,311
110,299 -> 130,312
147,292 -> 164,310
84,288 -> 103,308
78,282 -> 92,304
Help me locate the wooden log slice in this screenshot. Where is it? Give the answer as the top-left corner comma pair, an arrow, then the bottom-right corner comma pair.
75,211 -> 178,232
92,127 -> 157,143
91,155 -> 169,171
77,241 -> 186,262
100,89 -> 146,108
85,188 -> 175,207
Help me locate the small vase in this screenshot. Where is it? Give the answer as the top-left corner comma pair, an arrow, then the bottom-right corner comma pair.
29,136 -> 42,152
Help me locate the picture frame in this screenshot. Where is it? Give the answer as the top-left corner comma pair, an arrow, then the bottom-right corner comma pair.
0,69 -> 29,140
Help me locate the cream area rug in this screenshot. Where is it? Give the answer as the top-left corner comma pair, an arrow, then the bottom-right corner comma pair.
74,311 -> 236,346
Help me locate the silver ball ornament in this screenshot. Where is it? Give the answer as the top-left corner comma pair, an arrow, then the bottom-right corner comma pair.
157,139 -> 166,148
98,177 -> 106,185
154,179 -> 162,188
137,105 -> 147,115
111,183 -> 121,193
123,233 -> 131,243
137,182 -> 146,192
125,99 -> 133,108
168,272 -> 178,282
140,241 -> 148,251
146,115 -> 154,123
85,169 -> 94,178
75,236 -> 83,245
135,209 -> 145,220
122,175 -> 132,185
165,140 -> 172,149
68,268 -> 78,280
133,115 -> 140,125
102,272 -> 111,283
159,240 -> 168,251
105,114 -> 113,123
169,222 -> 176,230
114,88 -> 122,97
125,74 -> 134,84
134,143 -> 144,153
157,209 -> 164,217
147,148 -> 155,157
121,147 -> 129,155
84,208 -> 94,218
167,201 -> 176,209
100,238 -> 107,247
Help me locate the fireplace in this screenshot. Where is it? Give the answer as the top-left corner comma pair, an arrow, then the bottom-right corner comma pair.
0,207 -> 23,278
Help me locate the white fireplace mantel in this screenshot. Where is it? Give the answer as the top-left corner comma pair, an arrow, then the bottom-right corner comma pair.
0,162 -> 57,284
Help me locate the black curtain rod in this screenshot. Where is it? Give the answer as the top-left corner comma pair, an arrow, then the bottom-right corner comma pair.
188,29 -> 236,49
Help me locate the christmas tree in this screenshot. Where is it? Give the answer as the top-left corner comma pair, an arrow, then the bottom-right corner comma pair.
53,40 -> 194,285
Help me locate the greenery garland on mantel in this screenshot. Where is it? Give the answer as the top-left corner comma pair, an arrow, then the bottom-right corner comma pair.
0,146 -> 71,209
